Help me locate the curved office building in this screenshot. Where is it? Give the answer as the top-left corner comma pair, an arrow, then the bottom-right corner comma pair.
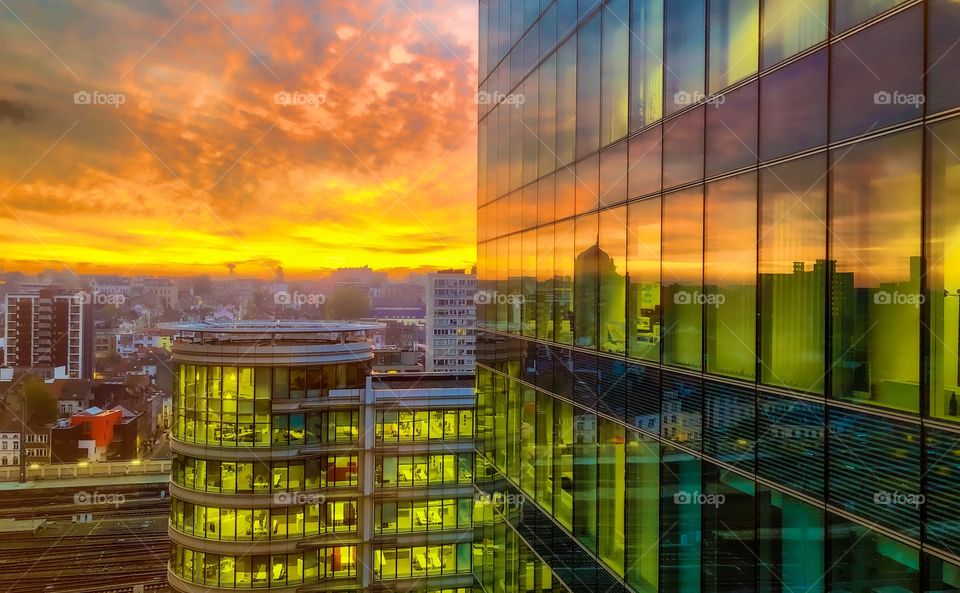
166,321 -> 379,593
166,321 -> 475,593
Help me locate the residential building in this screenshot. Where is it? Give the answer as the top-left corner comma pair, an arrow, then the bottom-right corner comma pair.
3,288 -> 94,379
0,420 -> 19,467
165,321 -> 474,593
425,270 -> 476,373
475,2 -> 960,593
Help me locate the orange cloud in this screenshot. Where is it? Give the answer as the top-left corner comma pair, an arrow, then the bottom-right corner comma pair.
0,0 -> 478,279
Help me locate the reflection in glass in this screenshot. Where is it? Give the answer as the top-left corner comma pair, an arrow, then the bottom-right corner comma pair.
928,0 -> 960,114
830,6 -> 923,142
601,0 -> 629,146
662,188 -> 704,370
758,487 -> 824,593
833,0 -> 908,32
927,119 -> 960,422
759,154 -> 827,393
574,213 -> 599,349
557,37 -> 577,165
598,418 -> 625,574
625,430 -> 658,593
663,107 -> 704,189
599,207 -> 627,354
599,141 -> 628,208
576,14 -> 601,159
521,229 -> 537,337
539,54 -> 558,175
708,0 -> 758,93
536,224 -> 555,342
628,125 -> 662,199
554,219 -> 575,344
830,129 -> 922,413
664,0 -> 705,116
705,80 -> 757,177
627,198 -> 662,362
759,49 -> 827,162
573,407 -> 598,553
554,398 -> 574,529
629,0 -> 664,130
762,0 -> 827,67
706,172 -> 756,380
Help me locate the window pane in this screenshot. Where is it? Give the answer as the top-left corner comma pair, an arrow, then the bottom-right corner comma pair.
597,418 -> 625,575
536,224 -> 555,341
927,119 -> 960,422
522,76 -> 539,185
662,188 -> 704,370
522,229 -> 537,337
601,0 -> 629,146
663,106 -> 704,189
708,0 -> 759,93
576,14 -> 601,159
705,80 -> 757,177
830,129 -> 922,413
627,197 -> 662,363
664,0 -> 706,115
759,154 -> 827,393
599,141 -> 628,208
538,173 -> 555,226
928,0 -> 960,115
554,399 -> 574,529
830,6 -> 923,142
759,49 -> 827,162
629,0 -> 664,130
539,54 -> 558,175
761,0 -> 827,67
758,487 -> 825,593
576,153 -> 600,214
573,407 -> 598,553
705,171 -> 757,380
625,430 -> 659,593
599,206 -> 627,355
555,165 -> 576,220
557,37 -> 577,165
833,0 -> 908,33
554,219 -> 575,344
628,125 -> 662,199
535,390 -> 554,511
574,212 -> 599,349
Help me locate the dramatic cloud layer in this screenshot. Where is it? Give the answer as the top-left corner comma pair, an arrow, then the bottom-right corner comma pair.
0,0 -> 478,278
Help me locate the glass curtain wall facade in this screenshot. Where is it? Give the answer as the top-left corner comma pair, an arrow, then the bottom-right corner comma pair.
476,2 -> 960,593
166,324 -> 475,593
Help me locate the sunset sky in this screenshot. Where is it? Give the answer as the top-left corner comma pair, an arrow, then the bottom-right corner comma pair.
0,0 -> 478,279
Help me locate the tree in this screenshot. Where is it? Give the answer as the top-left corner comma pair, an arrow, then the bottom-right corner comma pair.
324,286 -> 371,320
5,374 -> 58,427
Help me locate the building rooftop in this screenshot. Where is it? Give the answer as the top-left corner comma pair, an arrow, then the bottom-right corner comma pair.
160,320 -> 385,344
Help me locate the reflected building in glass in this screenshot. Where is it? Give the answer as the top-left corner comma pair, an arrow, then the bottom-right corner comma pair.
164,321 -> 474,593
475,1 -> 960,593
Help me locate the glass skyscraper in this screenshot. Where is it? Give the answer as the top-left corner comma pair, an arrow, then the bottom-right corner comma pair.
474,1 -> 960,593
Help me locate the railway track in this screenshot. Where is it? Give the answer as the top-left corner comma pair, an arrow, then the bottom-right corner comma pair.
0,485 -> 172,593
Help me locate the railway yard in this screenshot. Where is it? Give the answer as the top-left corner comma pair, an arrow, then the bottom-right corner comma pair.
0,479 -> 170,593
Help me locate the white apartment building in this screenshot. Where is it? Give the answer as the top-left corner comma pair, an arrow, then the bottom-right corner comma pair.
425,270 -> 476,373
